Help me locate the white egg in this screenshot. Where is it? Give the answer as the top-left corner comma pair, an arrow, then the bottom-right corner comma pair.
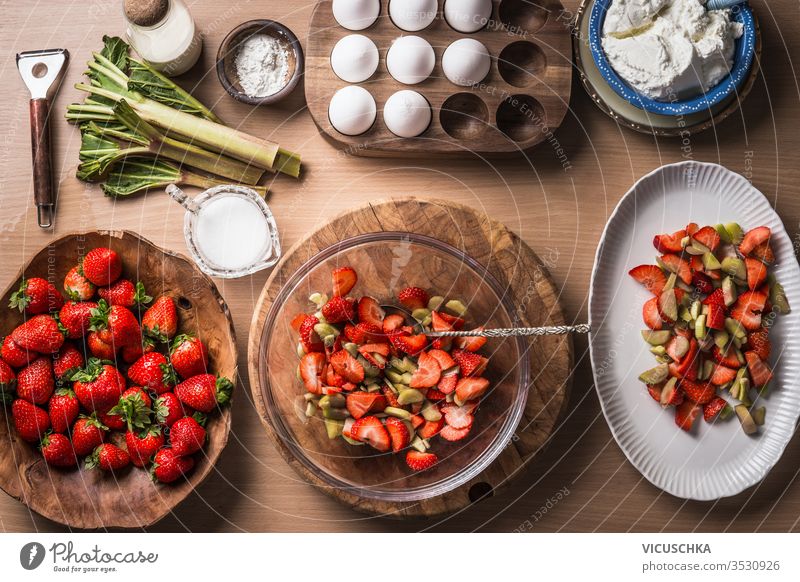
386,36 -> 435,85
330,35 -> 379,83
383,90 -> 431,137
389,0 -> 438,32
442,38 -> 491,86
332,0 -> 380,31
328,86 -> 376,135
444,0 -> 493,33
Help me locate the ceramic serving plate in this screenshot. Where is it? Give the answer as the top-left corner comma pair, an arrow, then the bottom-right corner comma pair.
589,161 -> 800,500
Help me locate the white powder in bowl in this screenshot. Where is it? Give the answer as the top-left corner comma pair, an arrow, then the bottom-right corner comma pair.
234,33 -> 290,98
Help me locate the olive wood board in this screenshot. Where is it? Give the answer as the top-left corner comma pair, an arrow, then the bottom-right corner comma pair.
248,198 -> 573,518
0,231 -> 237,529
305,0 -> 572,156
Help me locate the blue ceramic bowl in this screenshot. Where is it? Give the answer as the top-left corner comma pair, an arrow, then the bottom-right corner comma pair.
588,0 -> 756,116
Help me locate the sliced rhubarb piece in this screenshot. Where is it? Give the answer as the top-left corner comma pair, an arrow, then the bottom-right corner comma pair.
657,288 -> 679,323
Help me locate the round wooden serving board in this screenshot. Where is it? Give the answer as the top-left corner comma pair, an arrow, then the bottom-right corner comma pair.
248,198 -> 573,518
0,231 -> 237,529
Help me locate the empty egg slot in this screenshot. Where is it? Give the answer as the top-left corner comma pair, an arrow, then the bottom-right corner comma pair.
498,0 -> 548,34
497,41 -> 547,87
495,94 -> 546,142
439,93 -> 490,140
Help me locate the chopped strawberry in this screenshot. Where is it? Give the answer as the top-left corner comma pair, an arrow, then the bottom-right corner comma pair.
730,291 -> 767,331
660,382 -> 684,407
437,374 -> 457,394
325,364 -> 345,387
431,311 -> 453,332
346,392 -> 386,419
451,349 -> 487,377
405,450 -> 438,471
455,377 -> 490,402
653,229 -> 686,254
443,405 -> 475,429
706,303 -> 725,330
690,255 -> 704,274
746,329 -> 771,361
331,266 -> 357,297
647,384 -> 662,402
409,414 -> 425,429
410,351 -> 442,388
703,288 -> 725,307
382,314 -> 405,335
665,336 -> 690,362
642,297 -> 663,330
299,315 -> 324,353
750,241 -> 775,264
668,338 -> 699,378
358,343 -> 390,368
427,349 -> 456,370
710,364 -> 737,386
744,351 -> 773,388
738,226 -> 771,256
385,417 -> 410,452
290,313 -> 306,332
703,397 -> 728,422
425,388 -> 446,401
299,352 -> 326,394
440,425 -> 470,441
397,287 -> 429,310
685,222 -> 699,236
388,330 -> 427,355
418,417 -> 444,439
744,257 -> 767,290
691,271 -> 714,295
629,264 -> 667,295
660,254 -> 692,285
675,400 -> 701,431
692,226 -> 721,251
356,297 -> 385,327
345,321 -> 382,344
351,416 -> 390,452
453,328 -> 488,352
329,350 -> 365,383
436,311 -> 465,330
382,386 -> 399,407
711,345 -> 741,369
680,379 -> 716,404
321,296 -> 355,323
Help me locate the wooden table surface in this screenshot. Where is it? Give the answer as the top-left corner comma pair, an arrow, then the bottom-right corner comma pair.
1,0 -> 799,533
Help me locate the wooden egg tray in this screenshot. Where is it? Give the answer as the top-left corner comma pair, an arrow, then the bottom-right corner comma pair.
305,0 -> 572,156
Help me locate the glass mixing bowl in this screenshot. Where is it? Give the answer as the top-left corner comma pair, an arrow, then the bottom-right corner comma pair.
256,232 -> 530,502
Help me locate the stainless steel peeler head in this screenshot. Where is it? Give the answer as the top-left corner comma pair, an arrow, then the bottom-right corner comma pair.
16,48 -> 69,99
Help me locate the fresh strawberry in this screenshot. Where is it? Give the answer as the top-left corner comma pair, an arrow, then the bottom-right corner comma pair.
443,404 -> 475,429
659,381 -> 684,407
738,226 -> 771,256
427,349 -> 456,371
674,400 -> 701,431
154,392 -> 184,427
425,388 -> 446,400
455,377 -> 490,402
351,415 -> 391,452
120,336 -> 155,364
152,448 -> 194,483
405,450 -> 437,471
730,291 -> 767,331
440,424 -> 470,441
98,409 -> 127,432
398,287 -> 429,310
703,289 -> 725,306
299,352 -> 325,394
653,229 -> 686,254
87,331 -> 116,360
16,357 -> 54,405
453,329 -> 488,352
321,296 -> 355,323
668,339 -> 699,379
109,387 -> 153,431
125,425 -> 165,467
329,350 -> 365,383
299,315 -> 324,352
63,266 -> 96,301
71,414 -> 108,456
745,351 -> 773,388
685,222 -> 699,236
437,374 -> 457,394
71,360 -> 126,413
451,349 -> 487,377
382,386 -> 400,407
1,335 -> 34,368
170,334 -> 209,379
89,301 -> 141,349
9,277 -> 63,315
385,417 -> 411,452
706,303 -> 725,330
710,365 -> 737,386
647,384 -> 662,402
174,374 -> 233,413
750,241 -> 775,264
357,343 -> 390,368
170,416 -> 207,456
81,247 -> 122,287
410,351 -> 441,388
642,297 -> 663,330
381,314 -> 405,335
40,433 -> 77,468
11,399 -> 50,442
345,392 -> 386,419
746,329 -> 771,361
128,352 -> 176,394
53,343 -> 85,380
48,388 -> 80,434
0,360 -> 16,393
10,314 -> 64,353
692,226 -> 721,251
711,345 -> 742,369
659,254 -> 692,285
344,321 -> 382,345
703,397 -> 728,422
680,379 -> 716,404
388,330 -> 427,355
356,296 -> 385,327
417,417 -> 444,439
745,257 -> 767,290
98,279 -> 151,308
85,443 -> 130,471
59,301 -> 97,339
437,311 -> 465,330
629,264 -> 667,295
141,296 -> 178,340
331,266 -> 357,297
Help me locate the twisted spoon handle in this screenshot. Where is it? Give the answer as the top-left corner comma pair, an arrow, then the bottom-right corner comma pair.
426,323 -> 591,338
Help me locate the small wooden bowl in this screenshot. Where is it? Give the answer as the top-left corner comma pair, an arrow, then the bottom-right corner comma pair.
216,19 -> 304,106
0,231 -> 237,529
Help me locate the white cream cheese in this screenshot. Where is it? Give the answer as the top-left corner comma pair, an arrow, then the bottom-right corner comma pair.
601,0 -> 744,101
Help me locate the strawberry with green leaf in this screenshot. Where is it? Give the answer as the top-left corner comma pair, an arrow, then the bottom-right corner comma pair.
141,296 -> 178,341
170,335 -> 209,379
9,277 -> 64,315
63,266 -> 96,301
128,352 -> 176,394
98,279 -> 151,308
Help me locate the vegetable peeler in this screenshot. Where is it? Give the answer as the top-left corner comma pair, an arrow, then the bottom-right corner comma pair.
16,48 -> 69,228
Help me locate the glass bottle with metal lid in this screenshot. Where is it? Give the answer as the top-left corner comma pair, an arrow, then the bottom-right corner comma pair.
123,0 -> 202,76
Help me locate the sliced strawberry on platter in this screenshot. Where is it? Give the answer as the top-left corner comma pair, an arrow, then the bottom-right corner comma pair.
692,226 -> 721,252
680,378 -> 716,405
659,381 -> 684,407
455,377 -> 490,402
702,288 -> 725,307
451,349 -> 487,377
746,329 -> 771,361
440,425 -> 470,441
665,335 -> 690,362
417,417 -> 444,439
299,352 -> 326,394
385,417 -> 410,452
425,388 -> 446,401
642,297 -> 663,330
329,350 -> 365,383
703,396 -> 729,422
331,266 -> 357,297
409,414 -> 425,429
653,229 -> 686,254
346,392 -> 386,419
409,351 -> 441,388
647,384 -> 662,403
738,226 -> 771,256
356,296 -> 385,327
750,241 -> 775,264
659,254 -> 692,285
405,450 -> 438,472
691,271 -> 714,294
351,416 -> 390,452
744,351 -> 773,388
711,345 -> 742,369
710,364 -> 737,386
437,374 -> 457,395
730,291 -> 767,331
629,265 -> 667,295
668,338 -> 699,379
397,287 -> 429,310
744,257 -> 767,290
675,400 -> 701,431
427,349 -> 456,371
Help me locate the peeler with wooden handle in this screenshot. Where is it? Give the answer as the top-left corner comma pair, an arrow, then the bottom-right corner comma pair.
16,48 -> 69,229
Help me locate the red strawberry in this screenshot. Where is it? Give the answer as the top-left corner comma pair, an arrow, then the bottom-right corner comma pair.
72,360 -> 126,413
382,386 -> 399,407
410,351 -> 441,388
98,279 -> 151,308
170,416 -> 207,456
170,334 -> 209,379
703,288 -> 725,306
455,377 -> 490,402
405,450 -> 437,471
443,403 -> 476,429
703,397 -> 729,422
647,384 -> 663,402
675,400 -> 701,431
356,296 -> 385,327
746,329 -> 771,361
453,329 -> 488,352
141,296 -> 178,340
299,352 -> 325,394
53,343 -> 85,380
745,351 -> 773,388
299,315 -> 324,353
81,247 -> 122,287
48,388 -> 80,434
85,443 -> 130,471
109,387 -> 153,431
398,287 -> 429,310
120,336 -> 155,364
9,277 -> 63,315
98,409 -> 127,432
731,291 -> 767,331
692,226 -> 721,251
87,331 -> 116,360
1,335 -> 34,368
440,424 -> 470,441
382,314 -> 405,335
451,349 -> 487,377
668,338 -> 699,379
426,388 -> 446,400
11,399 -> 50,442
691,271 -> 713,295
16,357 -> 54,405
91,301 -> 142,349
59,301 -> 97,339
653,229 -> 686,254
629,264 -> 667,295
437,374 -> 457,394
680,379 -> 716,404
350,416 -> 390,452
71,414 -> 108,456
710,365 -> 737,386
659,254 -> 692,285
174,374 -> 233,413
345,392 -> 386,419
642,296 -> 663,330
384,417 -> 410,452
154,392 -> 184,427
738,226 -> 771,256
711,345 -> 742,369
128,352 -> 176,394
358,343 -> 390,367
706,303 -> 725,331
745,257 -> 767,290
321,296 -> 355,323
418,417 -> 445,439
659,380 -> 684,407
331,266 -> 357,297
750,241 -> 775,264
125,425 -> 165,467
10,314 -> 64,353
685,222 -> 699,236
427,349 -> 456,370
388,330 -> 427,355
152,448 -> 194,483
0,360 -> 16,393
40,433 -> 77,468
63,266 -> 96,301
329,350 -> 365,383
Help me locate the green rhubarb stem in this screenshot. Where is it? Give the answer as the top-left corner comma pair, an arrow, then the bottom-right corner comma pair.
180,171 -> 268,197
87,59 -> 129,90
